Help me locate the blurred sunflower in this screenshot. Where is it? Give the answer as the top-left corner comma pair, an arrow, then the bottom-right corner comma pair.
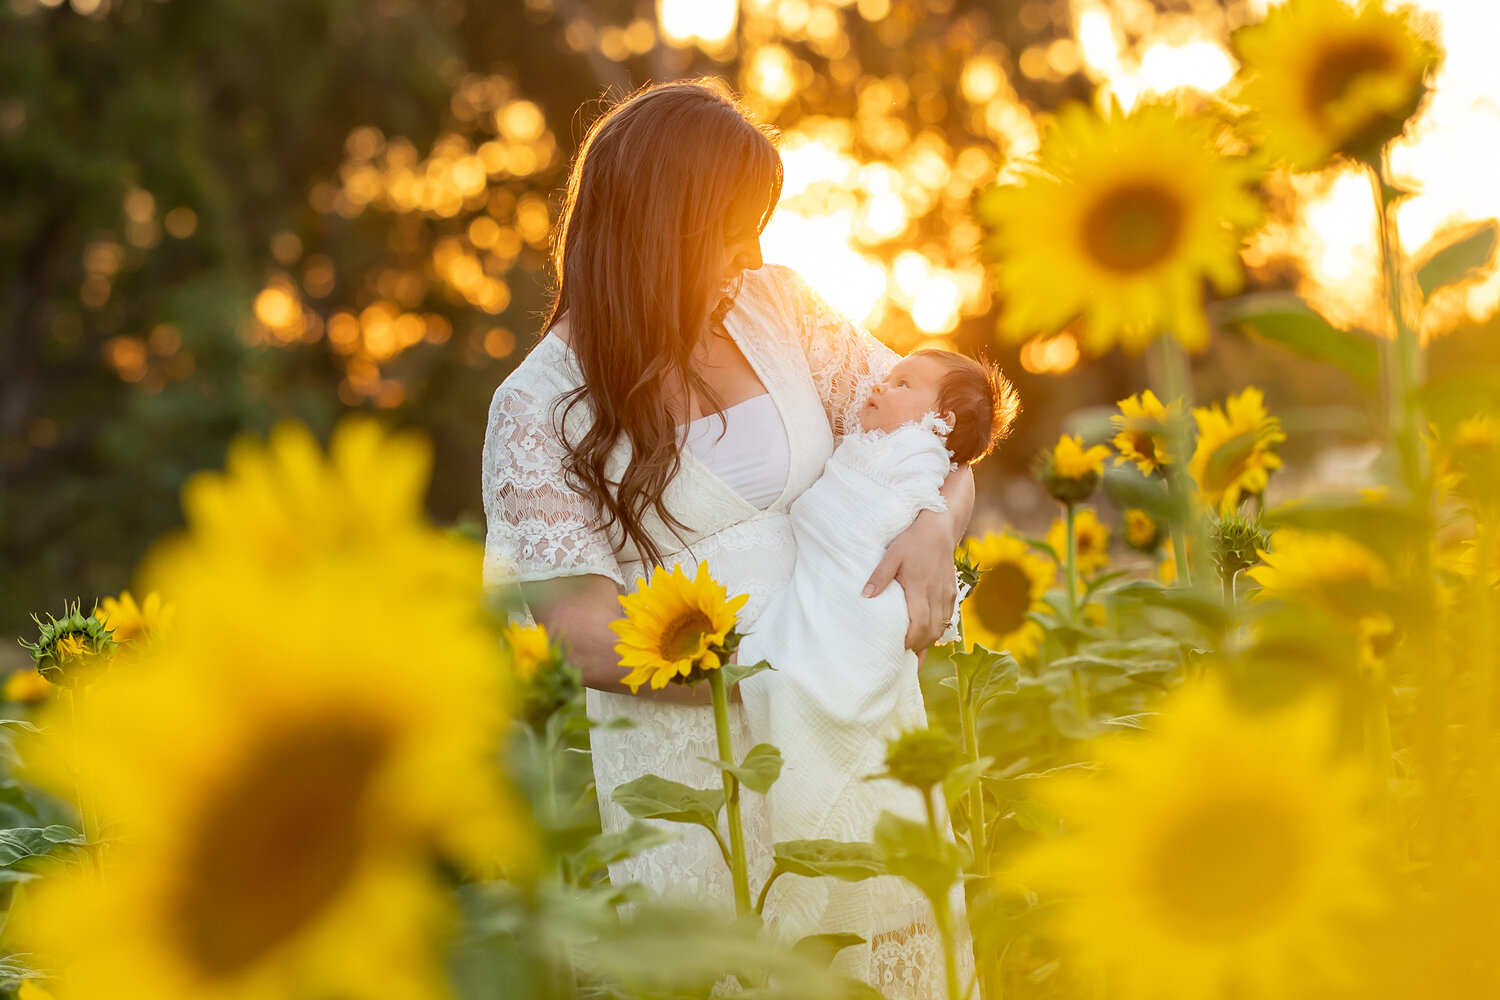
19,431 -> 523,1000
500,621 -> 553,684
1047,508 -> 1112,577
1124,509 -> 1166,554
1234,0 -> 1439,171
958,532 -> 1056,661
1189,388 -> 1286,513
1041,434 -> 1111,503
1019,682 -> 1377,1000
978,102 -> 1262,354
612,562 -> 746,692
1247,528 -> 1391,620
2,669 -> 51,706
1444,412 -> 1500,502
97,591 -> 174,645
1112,391 -> 1179,475
21,596 -> 514,1000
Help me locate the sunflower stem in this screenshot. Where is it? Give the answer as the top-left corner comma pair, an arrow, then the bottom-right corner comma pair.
708,670 -> 751,915
1367,151 -> 1432,867
924,789 -> 964,1000
1152,333 -> 1198,587
956,688 -> 997,1000
1063,501 -> 1080,626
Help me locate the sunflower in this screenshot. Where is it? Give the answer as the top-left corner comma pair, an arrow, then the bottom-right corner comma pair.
21,575 -> 522,1000
1018,682 -> 1378,1000
2,668 -> 51,706
1112,390 -> 1179,475
97,591 -> 174,645
1041,434 -> 1111,502
612,561 -> 747,692
1047,508 -> 1112,577
1124,509 -> 1166,553
1189,387 -> 1286,513
17,422 -> 527,1000
1247,528 -> 1391,620
1443,412 -> 1500,502
978,102 -> 1263,354
1234,0 -> 1439,172
958,532 -> 1056,661
20,602 -> 115,688
500,621 -> 553,684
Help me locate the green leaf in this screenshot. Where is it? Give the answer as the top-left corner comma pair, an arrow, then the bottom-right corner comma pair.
0,826 -> 87,868
792,933 -> 867,970
1113,579 -> 1229,634
942,756 -> 994,803
699,743 -> 784,795
721,659 -> 773,688
772,839 -> 887,882
1214,292 -> 1379,383
612,775 -> 724,831
572,821 -> 680,871
1102,465 -> 1173,522
1415,219 -> 1498,299
950,645 -> 1019,710
873,812 -> 963,908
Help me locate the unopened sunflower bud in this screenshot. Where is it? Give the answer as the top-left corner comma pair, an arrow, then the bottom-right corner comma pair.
1039,435 -> 1110,504
1212,514 -> 1268,579
19,601 -> 117,688
881,727 -> 964,793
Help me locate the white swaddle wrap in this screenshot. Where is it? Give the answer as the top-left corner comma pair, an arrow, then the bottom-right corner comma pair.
740,416 -> 956,961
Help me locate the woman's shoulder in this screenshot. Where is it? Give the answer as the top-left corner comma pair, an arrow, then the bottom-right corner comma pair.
492,325 -> 580,404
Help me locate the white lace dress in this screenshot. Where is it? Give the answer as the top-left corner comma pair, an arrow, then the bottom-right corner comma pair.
482,265 -> 955,997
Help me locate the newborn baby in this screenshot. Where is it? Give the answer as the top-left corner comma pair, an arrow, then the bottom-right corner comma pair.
739,349 -> 1016,970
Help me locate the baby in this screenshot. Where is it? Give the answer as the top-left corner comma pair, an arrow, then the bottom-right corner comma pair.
739,349 -> 1016,961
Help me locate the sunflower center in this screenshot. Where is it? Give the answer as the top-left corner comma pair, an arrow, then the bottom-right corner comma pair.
660,610 -> 714,660
176,723 -> 387,978
1124,430 -> 1156,459
1147,797 -> 1308,942
972,563 -> 1032,637
1082,183 -> 1185,274
1305,37 -> 1399,125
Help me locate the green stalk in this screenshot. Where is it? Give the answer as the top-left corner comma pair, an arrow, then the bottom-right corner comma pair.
1152,333 -> 1198,586
957,687 -> 997,1000
708,670 -> 751,915
1366,151 -> 1433,867
1063,501 -> 1080,626
924,789 -> 963,1000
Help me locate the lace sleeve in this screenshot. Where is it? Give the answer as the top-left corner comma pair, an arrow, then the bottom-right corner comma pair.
776,265 -> 901,438
481,381 -> 624,589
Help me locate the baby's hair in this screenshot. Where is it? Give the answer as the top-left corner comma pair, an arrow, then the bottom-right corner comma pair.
909,349 -> 1020,465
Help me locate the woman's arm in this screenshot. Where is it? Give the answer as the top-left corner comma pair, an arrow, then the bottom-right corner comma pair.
862,464 -> 975,650
524,574 -> 717,706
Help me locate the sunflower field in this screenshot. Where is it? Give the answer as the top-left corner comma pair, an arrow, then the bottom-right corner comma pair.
6,0 -> 1500,998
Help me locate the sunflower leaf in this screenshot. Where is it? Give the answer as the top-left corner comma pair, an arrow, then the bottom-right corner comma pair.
612,775 -> 724,831
0,826 -> 87,868
572,821 -> 680,871
1102,465 -> 1172,522
950,646 -> 1019,711
792,932 -> 867,969
697,743 -> 784,795
772,839 -> 887,881
721,658 -> 773,689
942,756 -> 994,803
1215,292 -> 1379,383
873,813 -> 962,907
1415,219 -> 1498,300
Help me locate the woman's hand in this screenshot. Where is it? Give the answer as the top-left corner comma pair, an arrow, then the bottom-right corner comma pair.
863,464 -> 975,650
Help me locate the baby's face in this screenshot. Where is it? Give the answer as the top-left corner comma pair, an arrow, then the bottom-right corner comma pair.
860,355 -> 946,433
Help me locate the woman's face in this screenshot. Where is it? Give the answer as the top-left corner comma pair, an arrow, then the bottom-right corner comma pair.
716,199 -> 767,294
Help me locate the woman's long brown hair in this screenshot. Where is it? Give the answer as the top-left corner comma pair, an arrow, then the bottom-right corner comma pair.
546,80 -> 782,572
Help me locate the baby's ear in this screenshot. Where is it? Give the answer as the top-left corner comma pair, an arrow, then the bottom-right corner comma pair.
941,409 -> 957,431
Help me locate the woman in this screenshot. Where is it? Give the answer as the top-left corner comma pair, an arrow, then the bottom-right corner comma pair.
481,80 -> 972,996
